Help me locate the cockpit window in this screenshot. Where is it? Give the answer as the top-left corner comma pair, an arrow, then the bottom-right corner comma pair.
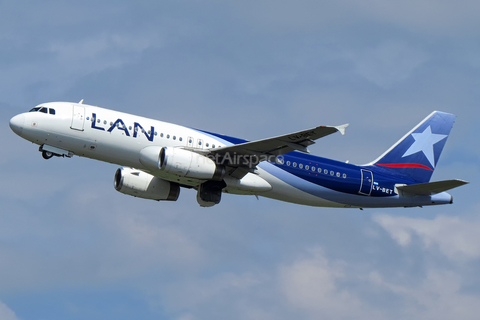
28,106 -> 56,115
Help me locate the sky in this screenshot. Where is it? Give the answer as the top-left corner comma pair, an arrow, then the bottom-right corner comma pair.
1,0 -> 479,319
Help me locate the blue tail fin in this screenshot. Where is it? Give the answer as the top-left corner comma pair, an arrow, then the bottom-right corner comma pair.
370,111 -> 455,183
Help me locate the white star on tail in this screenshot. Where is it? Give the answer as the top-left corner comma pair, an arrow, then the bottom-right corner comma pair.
402,126 -> 447,168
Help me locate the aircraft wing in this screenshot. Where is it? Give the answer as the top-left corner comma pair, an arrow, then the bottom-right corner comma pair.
205,124 -> 348,178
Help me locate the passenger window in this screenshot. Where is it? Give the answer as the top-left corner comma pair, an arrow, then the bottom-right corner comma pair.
39,107 -> 47,113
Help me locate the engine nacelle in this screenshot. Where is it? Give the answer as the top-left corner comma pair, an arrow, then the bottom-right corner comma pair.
158,147 -> 225,181
114,167 -> 180,201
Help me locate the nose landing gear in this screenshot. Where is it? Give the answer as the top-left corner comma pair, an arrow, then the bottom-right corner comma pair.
39,145 -> 73,160
42,151 -> 54,159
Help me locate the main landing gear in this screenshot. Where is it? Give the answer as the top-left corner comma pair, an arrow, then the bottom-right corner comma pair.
196,180 -> 227,207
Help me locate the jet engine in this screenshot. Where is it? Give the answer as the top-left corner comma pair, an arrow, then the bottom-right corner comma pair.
160,147 -> 225,180
139,146 -> 225,181
114,167 -> 180,201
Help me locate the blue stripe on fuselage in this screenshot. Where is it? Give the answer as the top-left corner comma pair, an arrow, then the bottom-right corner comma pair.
193,129 -> 414,198
193,128 -> 247,145
259,161 -> 422,207
269,153 -> 413,198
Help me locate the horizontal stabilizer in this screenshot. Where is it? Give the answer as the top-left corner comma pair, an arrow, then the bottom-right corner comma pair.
396,179 -> 468,196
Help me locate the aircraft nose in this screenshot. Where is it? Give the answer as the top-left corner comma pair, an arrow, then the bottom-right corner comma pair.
9,114 -> 25,136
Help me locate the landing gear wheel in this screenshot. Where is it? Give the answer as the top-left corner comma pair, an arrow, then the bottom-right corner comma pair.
42,151 -> 53,159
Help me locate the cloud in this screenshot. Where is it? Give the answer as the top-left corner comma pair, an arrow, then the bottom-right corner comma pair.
233,0 -> 480,36
277,247 -> 480,320
345,41 -> 429,88
47,33 -> 156,74
155,248 -> 371,320
0,301 -> 19,320
369,269 -> 480,320
152,244 -> 480,320
0,31 -> 157,105
373,211 -> 480,260
161,272 -> 264,309
278,248 -> 380,320
357,0 -> 480,36
96,211 -> 207,279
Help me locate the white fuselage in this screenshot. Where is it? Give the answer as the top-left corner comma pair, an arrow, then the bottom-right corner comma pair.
9,102 -> 454,208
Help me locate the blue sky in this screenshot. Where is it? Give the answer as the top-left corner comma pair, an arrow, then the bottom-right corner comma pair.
1,1 -> 479,319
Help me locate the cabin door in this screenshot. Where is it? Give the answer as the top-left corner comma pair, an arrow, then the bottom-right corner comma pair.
359,169 -> 373,195
71,105 -> 85,131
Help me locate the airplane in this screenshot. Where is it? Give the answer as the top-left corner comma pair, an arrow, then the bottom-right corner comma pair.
9,101 -> 468,208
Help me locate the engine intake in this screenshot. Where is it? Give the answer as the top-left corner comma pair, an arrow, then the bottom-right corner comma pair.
114,167 -> 180,201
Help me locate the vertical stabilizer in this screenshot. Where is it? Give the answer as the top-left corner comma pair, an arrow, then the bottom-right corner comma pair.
369,111 -> 455,183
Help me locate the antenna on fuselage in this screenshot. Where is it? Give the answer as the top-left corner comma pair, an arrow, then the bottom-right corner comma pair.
79,99 -> 84,104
